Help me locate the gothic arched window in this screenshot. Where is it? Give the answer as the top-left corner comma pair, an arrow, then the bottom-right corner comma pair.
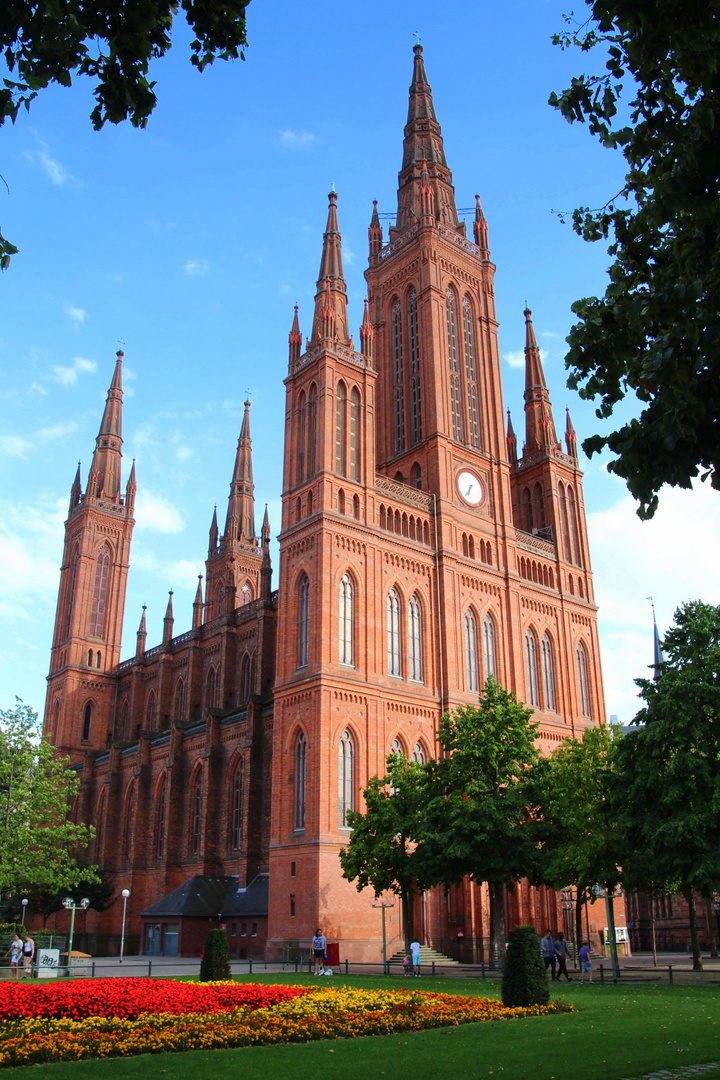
558,482 -> 572,563
446,288 -> 464,443
339,573 -> 354,665
350,387 -> 361,482
338,730 -> 353,828
216,582 -> 225,618
146,690 -> 156,729
542,633 -> 555,711
387,588 -> 401,676
298,389 -> 306,483
89,543 -> 111,638
525,631 -> 539,707
408,593 -> 422,681
240,582 -> 253,606
534,482 -> 546,532
207,666 -> 216,709
391,298 -> 405,454
577,643 -> 591,717
294,731 -> 306,830
408,287 -> 422,445
191,773 -> 202,855
175,680 -> 184,722
462,295 -> 481,449
156,779 -> 166,858
232,759 -> 244,849
523,486 -> 534,534
335,380 -> 347,477
465,611 -> 478,692
483,613 -> 496,680
308,383 -> 318,476
240,653 -> 251,703
411,462 -> 422,490
298,574 -> 310,668
412,742 -> 426,764
82,702 -> 92,742
64,545 -> 80,640
568,485 -> 581,566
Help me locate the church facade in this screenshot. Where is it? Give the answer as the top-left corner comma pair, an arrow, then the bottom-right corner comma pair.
44,45 -> 605,960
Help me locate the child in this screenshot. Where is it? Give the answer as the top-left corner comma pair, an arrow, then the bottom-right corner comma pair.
403,954 -> 411,977
579,941 -> 593,983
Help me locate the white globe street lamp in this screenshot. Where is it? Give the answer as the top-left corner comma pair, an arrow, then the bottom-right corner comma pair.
62,897 -> 89,975
120,889 -> 131,964
20,899 -> 28,927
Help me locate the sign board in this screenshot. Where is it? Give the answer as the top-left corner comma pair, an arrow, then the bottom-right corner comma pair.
37,949 -> 60,978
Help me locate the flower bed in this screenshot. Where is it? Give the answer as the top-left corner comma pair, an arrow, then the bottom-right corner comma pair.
0,980 -> 572,1069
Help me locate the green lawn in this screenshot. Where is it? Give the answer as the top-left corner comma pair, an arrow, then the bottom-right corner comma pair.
3,973 -> 720,1080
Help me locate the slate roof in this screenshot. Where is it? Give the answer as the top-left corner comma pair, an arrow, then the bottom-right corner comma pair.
140,873 -> 268,919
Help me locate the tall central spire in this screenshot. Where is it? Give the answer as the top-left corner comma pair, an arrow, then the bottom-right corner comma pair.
311,191 -> 350,346
223,399 -> 257,548
86,350 -> 124,500
395,44 -> 458,232
523,308 -> 560,456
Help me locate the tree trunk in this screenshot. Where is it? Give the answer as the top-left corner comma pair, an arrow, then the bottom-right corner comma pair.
650,892 -> 657,967
488,884 -> 496,967
401,889 -> 413,955
492,880 -> 506,969
705,896 -> 718,958
575,891 -> 584,969
605,888 -> 620,980
686,890 -> 703,970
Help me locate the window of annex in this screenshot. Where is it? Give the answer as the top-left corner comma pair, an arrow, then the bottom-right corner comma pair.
387,588 -> 401,676
483,613 -> 496,680
232,758 -> 244,850
408,593 -> 423,681
298,573 -> 310,668
465,610 -> 478,693
339,572 -> 354,666
541,633 -> 556,711
294,731 -> 307,830
525,630 -> 539,707
577,643 -> 591,718
338,730 -> 353,828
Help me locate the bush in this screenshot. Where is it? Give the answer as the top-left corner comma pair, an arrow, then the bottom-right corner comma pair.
502,925 -> 550,1007
199,929 -> 231,981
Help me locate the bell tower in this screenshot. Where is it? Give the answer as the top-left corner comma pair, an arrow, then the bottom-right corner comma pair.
44,351 -> 135,759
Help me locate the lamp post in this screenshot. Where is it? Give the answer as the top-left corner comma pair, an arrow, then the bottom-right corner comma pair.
63,897 -> 89,975
120,889 -> 130,964
20,899 -> 28,927
372,897 -> 395,974
560,887 -> 577,968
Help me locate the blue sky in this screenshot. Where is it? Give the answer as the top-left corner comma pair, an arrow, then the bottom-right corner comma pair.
1,0 -> 717,724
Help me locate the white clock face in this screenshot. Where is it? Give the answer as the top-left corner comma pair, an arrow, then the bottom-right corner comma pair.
457,470 -> 484,506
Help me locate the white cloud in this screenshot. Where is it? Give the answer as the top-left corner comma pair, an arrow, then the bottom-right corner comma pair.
35,421 -> 79,442
39,148 -> 73,185
275,129 -> 316,149
0,496 -> 66,622
64,304 -> 86,325
503,347 -> 548,369
0,435 -> 34,458
175,445 -> 193,463
133,489 -> 185,534
28,382 -> 48,397
184,259 -> 210,276
344,246 -> 356,266
541,330 -> 563,340
52,356 -> 97,386
590,482 -> 720,724
168,559 -> 204,588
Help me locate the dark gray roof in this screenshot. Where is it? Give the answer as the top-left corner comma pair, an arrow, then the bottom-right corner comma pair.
140,873 -> 268,919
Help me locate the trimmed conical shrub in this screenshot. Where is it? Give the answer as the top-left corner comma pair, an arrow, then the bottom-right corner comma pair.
501,924 -> 550,1007
199,928 -> 231,981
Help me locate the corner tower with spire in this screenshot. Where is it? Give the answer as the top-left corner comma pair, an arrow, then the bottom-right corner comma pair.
45,351 -> 135,760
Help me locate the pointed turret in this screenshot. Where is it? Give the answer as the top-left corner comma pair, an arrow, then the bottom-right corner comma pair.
473,194 -> 489,256
506,411 -> 518,469
163,591 -> 174,644
125,459 -> 136,511
260,505 -> 272,599
311,191 -> 350,345
208,506 -> 218,557
223,401 -> 256,548
523,307 -> 559,456
649,600 -> 666,680
368,200 -> 383,261
193,576 -> 204,630
69,463 -> 82,511
419,158 -> 435,222
360,297 -> 374,362
136,604 -> 147,657
288,305 -> 302,367
565,408 -> 578,460
395,43 -> 457,232
87,351 -> 124,501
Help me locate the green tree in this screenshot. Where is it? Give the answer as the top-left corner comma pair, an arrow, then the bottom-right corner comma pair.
608,601 -> 720,970
339,755 -> 430,954
199,928 -> 231,980
422,678 -> 540,968
550,2 -> 720,518
531,725 -> 624,970
0,0 -> 249,268
0,700 -> 97,896
502,924 -> 550,1007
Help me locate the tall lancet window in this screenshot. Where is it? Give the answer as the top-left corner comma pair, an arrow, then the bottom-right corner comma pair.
446,288 -> 464,442
483,613 -> 496,680
350,387 -> 361,482
298,390 -> 306,483
156,779 -> 166,858
408,288 -> 422,445
339,573 -> 354,665
577,643 -> 591,718
392,298 -> 405,454
465,611 -> 478,692
387,589 -> 401,676
541,634 -> 555,710
462,296 -> 481,449
338,730 -> 353,828
308,383 -> 317,476
525,631 -> 539,707
298,574 -> 310,668
89,543 -> 111,638
294,731 -> 306,829
232,759 -> 244,849
335,380 -> 347,476
191,773 -> 202,855
408,593 -> 422,681
64,544 -> 80,640
568,486 -> 582,566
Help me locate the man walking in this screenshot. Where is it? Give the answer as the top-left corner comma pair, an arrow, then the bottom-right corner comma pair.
410,938 -> 421,976
554,932 -> 572,982
541,929 -> 556,980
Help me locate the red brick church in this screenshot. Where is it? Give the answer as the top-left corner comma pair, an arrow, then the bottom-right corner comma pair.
44,45 -> 604,960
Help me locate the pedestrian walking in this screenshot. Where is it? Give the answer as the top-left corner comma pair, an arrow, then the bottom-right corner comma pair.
579,941 -> 593,983
554,932 -> 572,981
541,929 -> 556,980
410,939 -> 421,976
4,934 -> 22,980
21,934 -> 34,977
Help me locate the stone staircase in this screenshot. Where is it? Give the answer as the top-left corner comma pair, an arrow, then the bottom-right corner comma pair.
387,945 -> 460,968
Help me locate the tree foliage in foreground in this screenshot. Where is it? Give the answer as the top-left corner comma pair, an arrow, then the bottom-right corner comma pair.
550,1 -> 720,518
607,601 -> 720,970
0,700 -> 97,895
502,924 -> 550,1008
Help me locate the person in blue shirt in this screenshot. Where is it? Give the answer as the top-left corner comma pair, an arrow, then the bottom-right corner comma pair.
541,929 -> 556,980
312,928 -> 326,975
579,941 -> 593,983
